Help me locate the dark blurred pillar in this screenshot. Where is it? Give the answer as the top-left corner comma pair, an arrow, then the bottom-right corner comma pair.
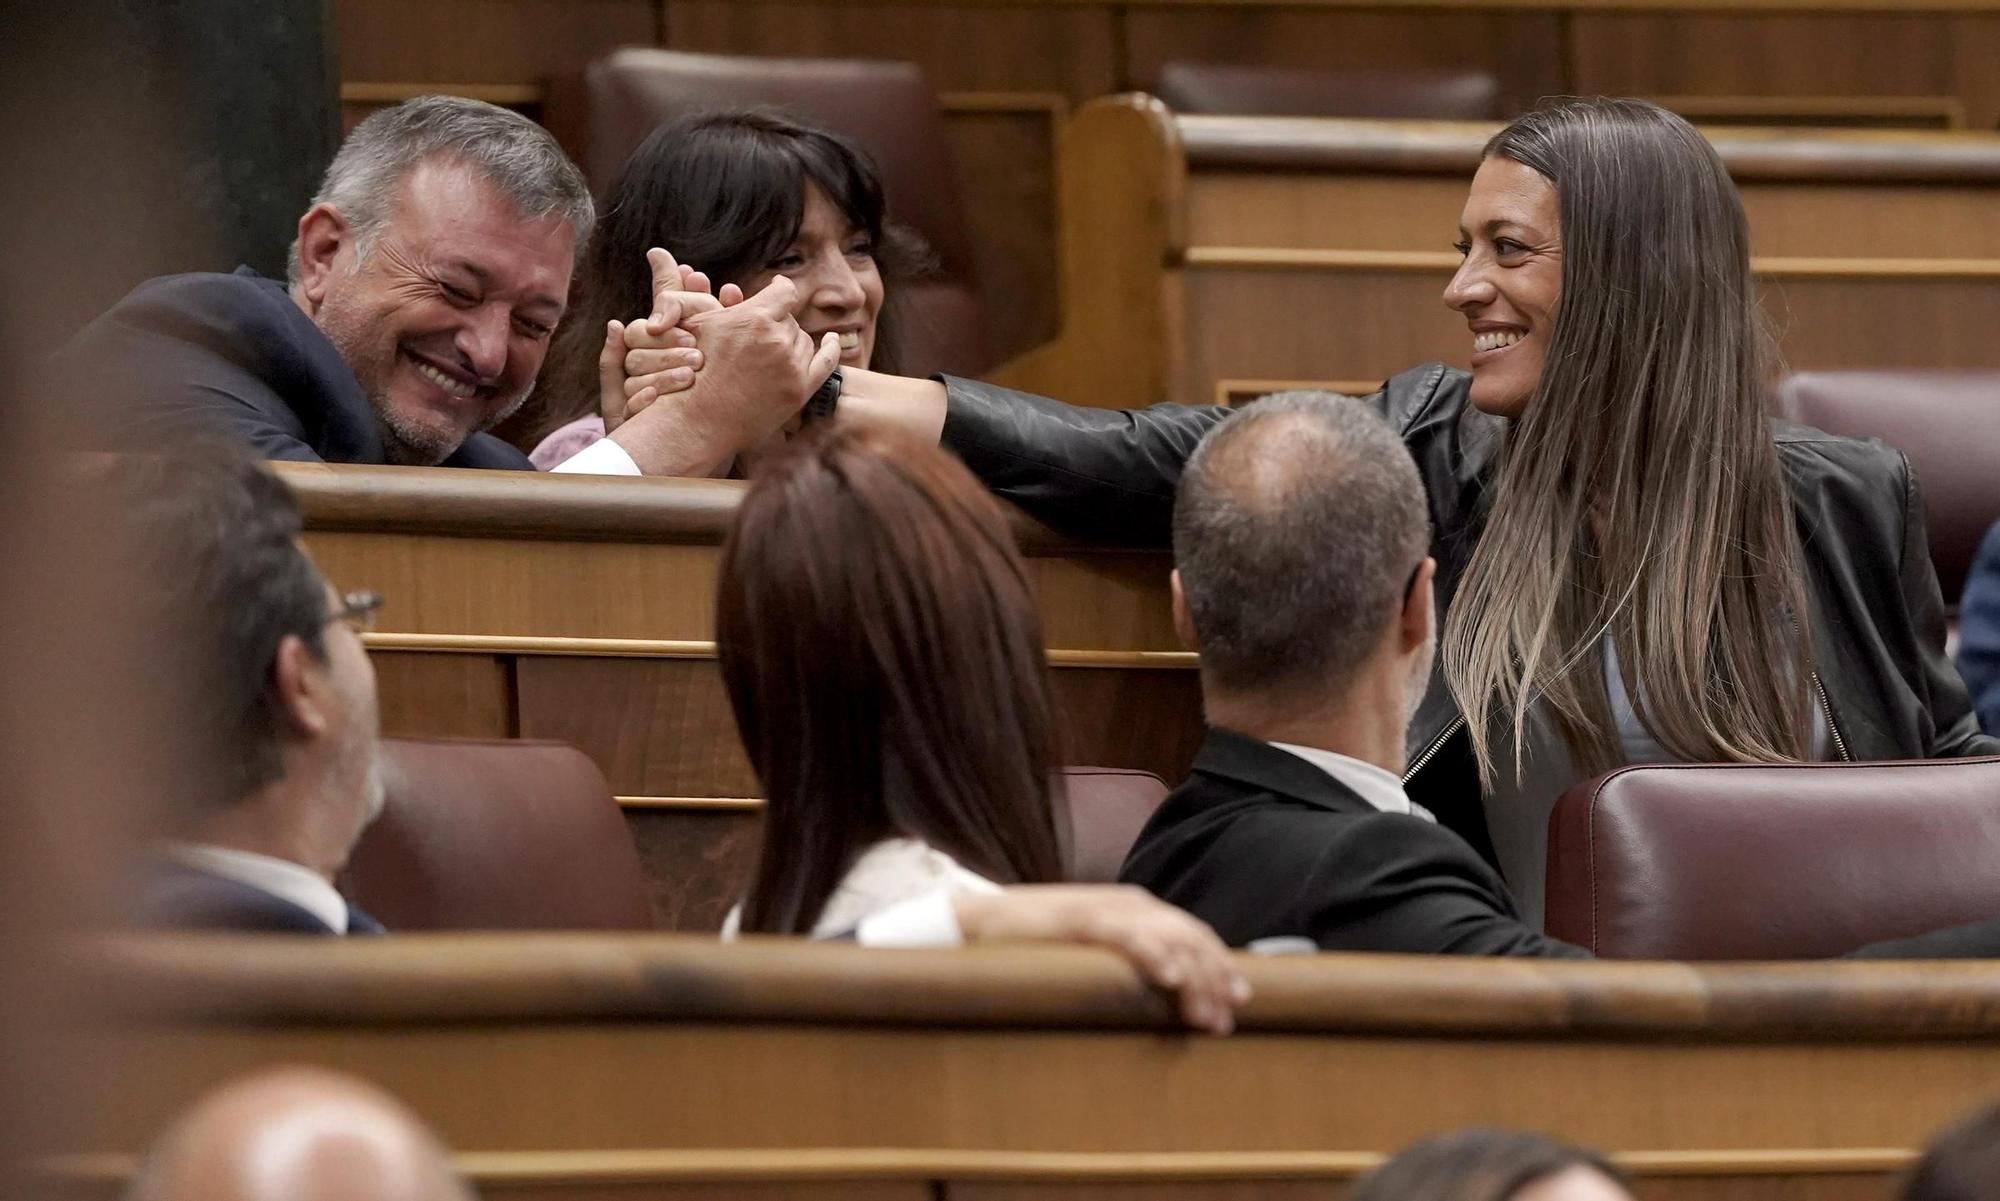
0,0 -> 338,354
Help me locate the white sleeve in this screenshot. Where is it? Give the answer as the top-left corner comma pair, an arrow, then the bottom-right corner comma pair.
852,889 -> 965,948
549,438 -> 642,476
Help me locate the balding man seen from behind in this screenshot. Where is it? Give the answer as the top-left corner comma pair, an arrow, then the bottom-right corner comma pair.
125,1067 -> 471,1201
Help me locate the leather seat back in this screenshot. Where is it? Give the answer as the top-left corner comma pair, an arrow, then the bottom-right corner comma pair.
1153,62 -> 1503,120
1545,758 -> 2000,958
1063,767 -> 1172,884
340,737 -> 654,931
545,47 -> 992,377
1777,370 -> 2000,607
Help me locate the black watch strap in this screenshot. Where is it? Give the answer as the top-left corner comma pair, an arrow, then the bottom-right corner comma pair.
803,366 -> 844,424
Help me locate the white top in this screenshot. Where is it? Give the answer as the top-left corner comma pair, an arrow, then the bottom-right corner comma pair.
1267,741 -> 1436,822
549,438 -> 642,475
164,843 -> 350,934
721,838 -> 1003,948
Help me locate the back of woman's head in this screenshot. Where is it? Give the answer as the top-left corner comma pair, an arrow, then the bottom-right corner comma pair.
1445,97 -> 1812,783
537,110 -> 923,435
1350,1129 -> 1630,1201
716,423 -> 1066,934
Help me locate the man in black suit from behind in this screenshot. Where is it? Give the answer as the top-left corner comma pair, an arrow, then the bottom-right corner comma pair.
1120,391 -> 2000,959
122,446 -> 388,935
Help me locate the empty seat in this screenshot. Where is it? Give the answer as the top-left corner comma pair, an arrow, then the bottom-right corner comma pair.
544,47 -> 993,378
339,737 -> 654,931
1777,370 -> 2000,608
1152,62 -> 1503,120
1544,757 -> 2000,958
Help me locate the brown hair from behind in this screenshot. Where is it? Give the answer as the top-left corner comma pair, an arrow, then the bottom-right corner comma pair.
1349,1129 -> 1631,1201
716,423 -> 1066,934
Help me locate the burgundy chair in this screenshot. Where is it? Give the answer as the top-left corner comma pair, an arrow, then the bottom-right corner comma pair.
339,737 -> 654,931
544,47 -> 993,378
1544,758 -> 2000,959
1152,62 -> 1503,120
1777,371 -> 2000,609
1063,766 -> 1172,884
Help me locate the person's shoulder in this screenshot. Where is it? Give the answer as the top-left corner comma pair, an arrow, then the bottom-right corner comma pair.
1773,419 -> 1911,520
104,268 -> 296,328
1373,362 -> 1471,428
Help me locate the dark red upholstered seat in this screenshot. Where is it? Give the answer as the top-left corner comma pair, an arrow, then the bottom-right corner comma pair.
339,737 -> 655,931
1545,757 -> 2000,959
1777,370 -> 2000,608
1063,766 -> 1171,884
544,47 -> 993,378
1152,62 -> 1503,120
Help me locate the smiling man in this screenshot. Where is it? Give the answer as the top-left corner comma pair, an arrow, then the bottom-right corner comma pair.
63,96 -> 590,468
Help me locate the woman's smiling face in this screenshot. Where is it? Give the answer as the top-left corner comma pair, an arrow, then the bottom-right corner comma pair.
1442,156 -> 1564,417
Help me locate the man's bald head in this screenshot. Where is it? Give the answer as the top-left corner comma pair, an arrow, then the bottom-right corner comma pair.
126,1068 -> 472,1201
1173,391 -> 1430,703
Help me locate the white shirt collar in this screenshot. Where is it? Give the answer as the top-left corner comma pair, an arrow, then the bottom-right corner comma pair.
1265,742 -> 1435,823
164,843 -> 350,934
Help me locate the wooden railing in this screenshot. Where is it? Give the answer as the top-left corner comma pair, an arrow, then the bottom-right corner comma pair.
44,934 -> 2000,1199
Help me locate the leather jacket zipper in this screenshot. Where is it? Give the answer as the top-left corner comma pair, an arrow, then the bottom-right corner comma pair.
1402,714 -> 1466,785
1810,670 -> 1853,762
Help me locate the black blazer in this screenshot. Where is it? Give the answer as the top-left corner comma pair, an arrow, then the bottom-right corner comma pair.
131,859 -> 384,936
1123,729 -> 2000,960
62,268 -> 531,469
1121,729 -> 1590,958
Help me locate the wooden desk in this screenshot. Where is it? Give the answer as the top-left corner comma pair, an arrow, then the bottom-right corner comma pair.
46,935 -> 2000,1200
284,462 -> 1199,927
994,100 -> 2000,410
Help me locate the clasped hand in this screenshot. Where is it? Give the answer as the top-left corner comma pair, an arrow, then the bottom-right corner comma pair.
598,247 -> 840,476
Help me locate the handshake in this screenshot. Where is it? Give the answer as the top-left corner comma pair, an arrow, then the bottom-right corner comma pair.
597,247 -> 843,478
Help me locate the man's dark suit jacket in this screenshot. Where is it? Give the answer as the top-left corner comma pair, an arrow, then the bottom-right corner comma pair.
131,859 -> 384,936
1121,728 -> 1591,957
62,267 -> 530,468
1121,728 -> 2000,960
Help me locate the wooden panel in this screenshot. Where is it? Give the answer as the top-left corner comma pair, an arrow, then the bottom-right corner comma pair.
1048,668 -> 1205,784
517,657 -> 757,798
1570,13 -> 1952,103
371,652 -> 513,740
1945,16 -> 2000,129
334,0 -> 656,84
662,2 -> 1117,99
1182,265 -> 2000,402
1122,8 -> 1565,109
305,532 -> 722,641
947,106 -> 1064,359
623,808 -> 760,932
1189,173 -> 2000,260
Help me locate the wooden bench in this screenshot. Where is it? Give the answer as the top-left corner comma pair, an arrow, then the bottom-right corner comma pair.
994,99 -> 2000,411
46,935 -> 2000,1200
283,462 -> 1200,929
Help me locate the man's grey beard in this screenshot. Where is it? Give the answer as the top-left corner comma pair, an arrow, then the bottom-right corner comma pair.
374,383 -> 534,466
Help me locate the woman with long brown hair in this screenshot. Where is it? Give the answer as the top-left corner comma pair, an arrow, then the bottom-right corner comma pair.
635,97 -> 1995,925
712,422 -> 1249,1030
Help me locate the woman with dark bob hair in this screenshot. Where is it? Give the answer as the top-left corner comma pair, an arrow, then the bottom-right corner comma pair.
1351,1130 -> 1631,1201
624,96 -> 1998,924
710,422 -> 1249,1032
527,109 -> 924,467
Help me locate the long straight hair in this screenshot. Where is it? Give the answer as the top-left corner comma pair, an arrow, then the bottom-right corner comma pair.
532,109 -> 928,441
716,424 -> 1066,934
1442,98 -> 1814,783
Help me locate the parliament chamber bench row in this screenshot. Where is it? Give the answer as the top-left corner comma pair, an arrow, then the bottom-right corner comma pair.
341,734 -> 2000,959
44,935 -> 2000,1201
339,0 -> 2000,366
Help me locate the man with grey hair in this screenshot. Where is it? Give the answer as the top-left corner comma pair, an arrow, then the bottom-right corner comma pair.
1120,391 -> 1591,956
63,96 -> 831,472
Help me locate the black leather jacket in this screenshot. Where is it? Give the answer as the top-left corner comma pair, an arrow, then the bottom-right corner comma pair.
940,363 -> 2000,862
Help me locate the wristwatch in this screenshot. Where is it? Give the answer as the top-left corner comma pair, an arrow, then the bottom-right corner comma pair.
803,366 -> 844,425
